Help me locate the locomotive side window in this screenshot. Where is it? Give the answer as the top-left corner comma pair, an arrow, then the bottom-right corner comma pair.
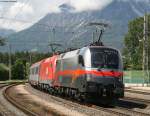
78,55 -> 84,67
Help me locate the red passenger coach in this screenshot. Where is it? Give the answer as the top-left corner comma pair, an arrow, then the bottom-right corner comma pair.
38,55 -> 58,89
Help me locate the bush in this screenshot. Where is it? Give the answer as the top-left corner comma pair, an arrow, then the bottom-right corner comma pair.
0,64 -> 9,81
12,59 -> 27,80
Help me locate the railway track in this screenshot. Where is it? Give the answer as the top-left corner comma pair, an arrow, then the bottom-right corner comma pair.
46,92 -> 150,116
0,83 -> 11,116
124,96 -> 150,104
125,89 -> 150,95
43,92 -> 130,116
0,84 -> 9,88
92,105 -> 150,116
3,83 -> 37,116
2,83 -> 150,116
31,84 -> 150,116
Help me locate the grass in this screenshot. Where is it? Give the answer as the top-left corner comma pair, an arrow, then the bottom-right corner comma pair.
0,80 -> 27,84
0,63 -> 9,71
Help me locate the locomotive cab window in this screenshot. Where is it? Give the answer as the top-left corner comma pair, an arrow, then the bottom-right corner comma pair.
91,48 -> 119,69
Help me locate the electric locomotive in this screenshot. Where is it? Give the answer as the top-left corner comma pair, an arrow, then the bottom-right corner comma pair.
54,46 -> 124,103
28,22 -> 124,104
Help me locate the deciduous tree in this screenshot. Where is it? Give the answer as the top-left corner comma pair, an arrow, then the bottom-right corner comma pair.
123,15 -> 150,70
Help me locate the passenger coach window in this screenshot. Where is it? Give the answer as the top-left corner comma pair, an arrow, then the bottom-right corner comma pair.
33,68 -> 36,74
32,68 -> 34,75
36,67 -> 38,74
30,69 -> 31,74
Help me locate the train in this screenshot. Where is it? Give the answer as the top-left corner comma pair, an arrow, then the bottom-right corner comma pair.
29,46 -> 124,104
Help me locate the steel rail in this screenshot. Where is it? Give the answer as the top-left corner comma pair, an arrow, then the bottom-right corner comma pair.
28,84 -> 150,116
125,89 -> 150,95
3,83 -> 37,116
124,97 -> 150,104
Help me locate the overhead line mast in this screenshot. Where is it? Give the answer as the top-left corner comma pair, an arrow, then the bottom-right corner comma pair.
143,13 -> 149,86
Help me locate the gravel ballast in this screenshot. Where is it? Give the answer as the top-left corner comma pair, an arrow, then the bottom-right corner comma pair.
8,84 -> 113,116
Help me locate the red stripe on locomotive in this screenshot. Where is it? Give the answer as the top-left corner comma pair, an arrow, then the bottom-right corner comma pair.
55,69 -> 123,78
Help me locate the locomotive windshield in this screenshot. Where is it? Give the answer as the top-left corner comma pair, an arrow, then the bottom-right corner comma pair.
91,48 -> 119,69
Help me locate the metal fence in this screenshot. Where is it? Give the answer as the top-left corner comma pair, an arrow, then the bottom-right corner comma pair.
124,70 -> 150,84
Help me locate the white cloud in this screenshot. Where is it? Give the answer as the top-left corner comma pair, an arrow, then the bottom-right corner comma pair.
0,1 -> 34,31
117,0 -> 150,2
69,0 -> 113,12
0,18 -> 32,31
0,0 -> 113,31
7,2 -> 33,17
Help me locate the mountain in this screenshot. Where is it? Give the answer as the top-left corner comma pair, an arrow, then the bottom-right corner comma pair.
7,0 -> 150,52
0,28 -> 15,37
59,3 -> 75,12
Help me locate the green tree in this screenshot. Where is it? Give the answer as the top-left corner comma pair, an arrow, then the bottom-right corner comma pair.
0,36 -> 5,46
123,15 -> 150,70
12,59 -> 26,80
0,63 -> 9,81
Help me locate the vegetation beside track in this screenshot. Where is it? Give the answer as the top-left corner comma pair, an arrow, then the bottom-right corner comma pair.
0,80 -> 27,84
0,52 -> 53,81
123,15 -> 150,70
0,63 -> 9,81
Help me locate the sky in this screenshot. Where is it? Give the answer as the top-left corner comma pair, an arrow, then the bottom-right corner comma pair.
0,0 -> 114,31
0,0 -> 149,31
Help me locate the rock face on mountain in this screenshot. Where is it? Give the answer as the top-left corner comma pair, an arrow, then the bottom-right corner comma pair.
7,0 -> 150,52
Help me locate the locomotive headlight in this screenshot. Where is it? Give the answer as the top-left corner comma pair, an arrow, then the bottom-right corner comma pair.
87,76 -> 91,81
118,77 -> 123,82
86,74 -> 92,81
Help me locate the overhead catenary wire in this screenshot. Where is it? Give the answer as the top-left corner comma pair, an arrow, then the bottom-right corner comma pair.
0,0 -> 17,2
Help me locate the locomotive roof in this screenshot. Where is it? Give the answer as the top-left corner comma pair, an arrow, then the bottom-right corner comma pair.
88,46 -> 118,50
30,60 -> 42,68
59,49 -> 80,59
58,46 -> 119,60
30,55 -> 58,68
